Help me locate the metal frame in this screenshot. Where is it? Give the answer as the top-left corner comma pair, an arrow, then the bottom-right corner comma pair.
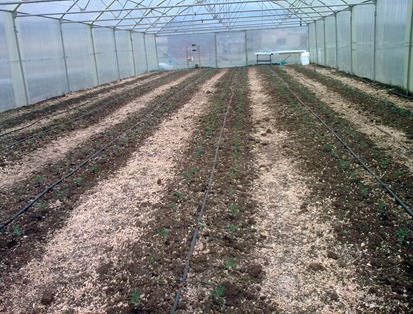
0,0 -> 374,35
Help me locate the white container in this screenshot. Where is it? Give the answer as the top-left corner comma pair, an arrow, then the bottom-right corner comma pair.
300,51 -> 310,65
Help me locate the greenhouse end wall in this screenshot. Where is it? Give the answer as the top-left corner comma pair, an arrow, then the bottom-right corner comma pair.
0,12 -> 158,113
308,0 -> 413,94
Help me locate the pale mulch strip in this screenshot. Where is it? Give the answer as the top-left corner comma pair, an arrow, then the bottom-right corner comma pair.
308,65 -> 413,112
0,72 -> 168,137
248,67 -> 387,313
282,66 -> 413,173
0,72 -> 156,124
0,69 -> 226,314
0,71 -> 196,191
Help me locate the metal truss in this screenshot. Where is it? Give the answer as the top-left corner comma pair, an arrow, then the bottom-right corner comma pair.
0,0 -> 374,35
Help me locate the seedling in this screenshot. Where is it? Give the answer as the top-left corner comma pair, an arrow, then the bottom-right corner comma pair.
378,201 -> 387,220
34,175 -> 45,184
168,202 -> 178,211
74,177 -> 84,187
228,224 -> 239,233
147,254 -> 160,265
157,227 -> 169,239
211,284 -> 226,305
380,159 -> 389,169
339,160 -> 350,170
130,289 -> 142,306
224,259 -> 236,269
229,204 -> 239,217
360,187 -> 369,198
174,191 -> 184,201
90,164 -> 98,174
396,229 -> 411,244
12,225 -> 22,238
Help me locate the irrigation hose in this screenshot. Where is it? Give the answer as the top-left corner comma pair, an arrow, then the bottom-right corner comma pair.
0,70 -> 212,231
170,87 -> 236,314
281,80 -> 413,219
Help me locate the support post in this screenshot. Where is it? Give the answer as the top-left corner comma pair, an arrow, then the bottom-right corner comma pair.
314,22 -> 319,64
350,5 -> 354,74
130,31 -> 137,76
143,34 -> 149,72
323,18 -> 327,66
335,13 -> 339,69
155,36 -> 160,71
404,0 -> 413,94
373,1 -> 377,81
59,20 -> 70,92
215,33 -> 218,68
90,25 -> 100,85
244,30 -> 248,66
113,29 -> 121,80
10,12 -> 29,106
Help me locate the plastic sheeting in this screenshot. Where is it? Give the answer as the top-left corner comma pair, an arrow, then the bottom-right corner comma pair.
62,23 -> 98,91
145,35 -> 159,71
308,0 -> 412,92
216,32 -> 246,68
375,0 -> 407,87
132,32 -> 148,74
336,10 -> 351,73
17,16 -> 69,104
93,28 -> 119,84
325,16 -> 336,68
115,31 -> 135,79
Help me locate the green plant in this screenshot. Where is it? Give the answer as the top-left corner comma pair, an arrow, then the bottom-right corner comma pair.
378,201 -> 387,219
147,254 -> 160,265
339,160 -> 350,170
168,202 -> 178,211
12,225 -> 22,238
224,258 -> 236,269
174,191 -> 184,201
74,177 -> 84,187
130,289 -> 142,306
228,224 -> 239,233
360,187 -> 369,197
396,229 -> 411,244
380,159 -> 389,169
211,284 -> 226,305
157,227 -> 169,239
34,202 -> 47,210
34,175 -> 45,184
90,164 -> 98,174
229,204 -> 239,217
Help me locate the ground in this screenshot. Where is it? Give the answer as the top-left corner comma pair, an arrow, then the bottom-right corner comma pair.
0,65 -> 412,313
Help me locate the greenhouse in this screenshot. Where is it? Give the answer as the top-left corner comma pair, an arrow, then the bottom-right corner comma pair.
0,0 -> 412,313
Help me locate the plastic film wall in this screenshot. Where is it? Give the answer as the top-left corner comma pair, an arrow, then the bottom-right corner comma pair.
0,12 -> 158,113
308,0 -> 412,93
156,27 -> 307,69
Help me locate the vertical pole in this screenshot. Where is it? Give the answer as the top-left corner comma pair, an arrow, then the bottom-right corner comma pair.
350,6 -> 354,74
373,2 -> 377,81
11,12 -> 29,106
113,29 -> 121,80
90,25 -> 100,85
314,22 -> 319,64
59,20 -> 70,92
130,31 -> 137,76
244,30 -> 248,66
215,33 -> 218,68
143,34 -> 149,72
405,0 -> 413,94
335,13 -> 339,69
198,45 -> 201,68
323,18 -> 327,66
155,36 -> 160,71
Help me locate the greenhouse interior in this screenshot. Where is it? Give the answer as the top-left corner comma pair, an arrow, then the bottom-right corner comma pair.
0,0 -> 412,313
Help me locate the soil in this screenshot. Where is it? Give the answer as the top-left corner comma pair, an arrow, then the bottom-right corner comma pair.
0,65 -> 412,313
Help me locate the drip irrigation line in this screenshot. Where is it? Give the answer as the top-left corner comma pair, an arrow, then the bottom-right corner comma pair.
278,75 -> 413,219
0,70 -> 211,231
0,73 -> 164,136
170,83 -> 236,314
0,73 -> 178,150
